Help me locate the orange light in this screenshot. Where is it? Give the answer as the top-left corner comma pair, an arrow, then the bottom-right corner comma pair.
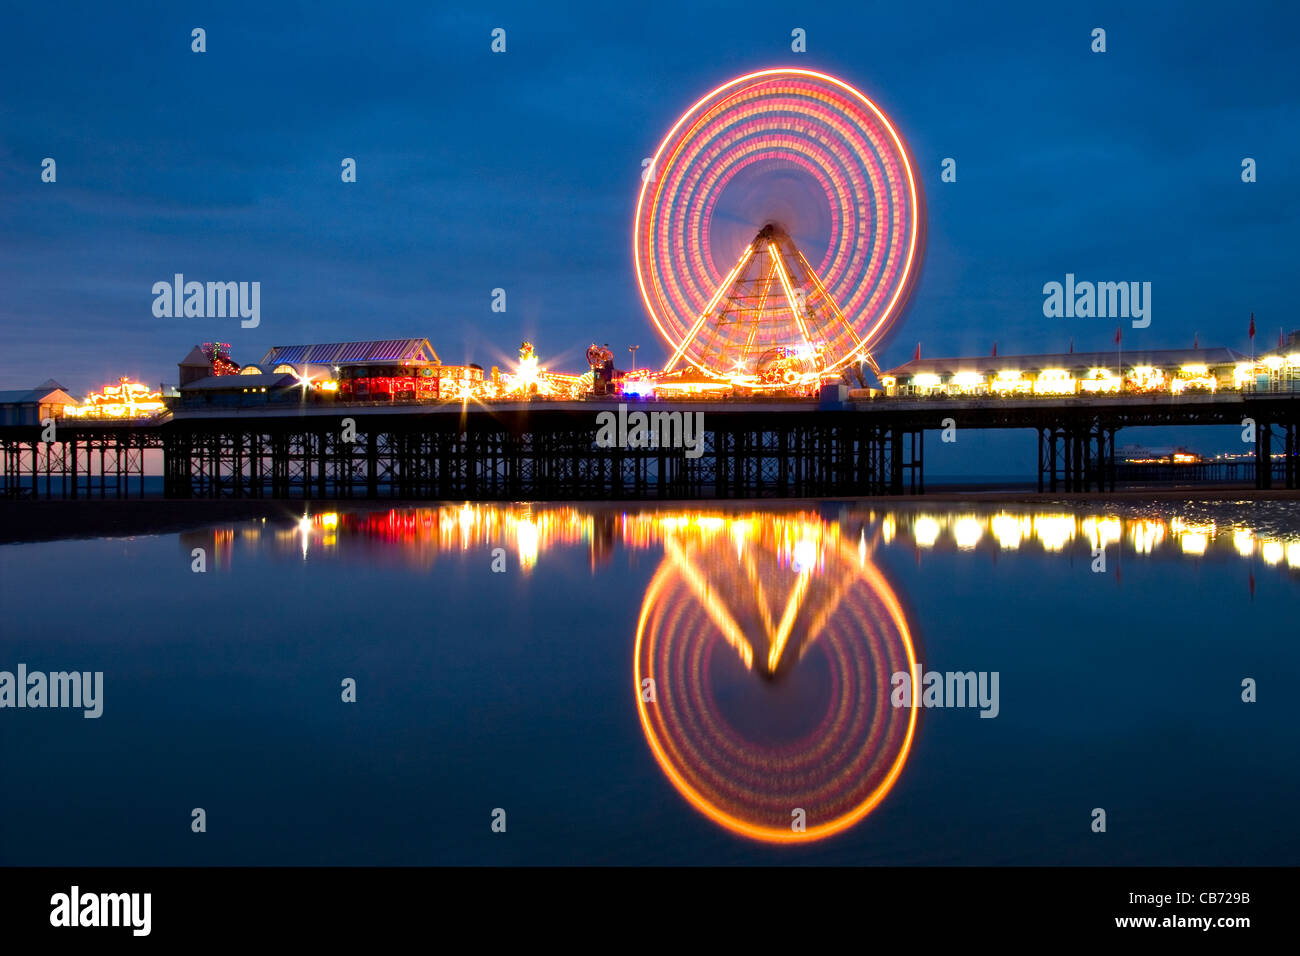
663,245 -> 755,372
768,240 -> 816,353
633,531 -> 918,843
635,68 -> 920,377
67,377 -> 165,418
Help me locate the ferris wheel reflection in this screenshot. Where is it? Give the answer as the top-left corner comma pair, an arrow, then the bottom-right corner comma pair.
634,512 -> 919,843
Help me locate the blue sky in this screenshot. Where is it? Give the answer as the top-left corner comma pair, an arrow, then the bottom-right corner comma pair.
2,0 -> 1297,396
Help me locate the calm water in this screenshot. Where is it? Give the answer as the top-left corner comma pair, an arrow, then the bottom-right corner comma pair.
1,499 -> 1297,865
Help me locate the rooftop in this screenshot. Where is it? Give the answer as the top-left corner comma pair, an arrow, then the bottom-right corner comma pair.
180,373 -> 296,391
0,385 -> 80,405
883,346 -> 1250,377
258,338 -> 439,368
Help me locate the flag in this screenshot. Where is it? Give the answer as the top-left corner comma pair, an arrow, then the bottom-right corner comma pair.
1249,312 -> 1256,340
913,342 -> 921,361
1114,325 -> 1122,346
1193,332 -> 1199,349
991,341 -> 997,358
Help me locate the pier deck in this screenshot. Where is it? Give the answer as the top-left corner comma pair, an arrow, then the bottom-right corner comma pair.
2,392 -> 1296,500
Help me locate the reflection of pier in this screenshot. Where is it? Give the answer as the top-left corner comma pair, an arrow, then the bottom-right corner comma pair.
173,502 -> 1299,569
136,501 -> 1295,836
1,391 -> 1297,500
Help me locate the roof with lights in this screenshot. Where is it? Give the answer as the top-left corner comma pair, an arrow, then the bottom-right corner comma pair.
885,347 -> 1250,378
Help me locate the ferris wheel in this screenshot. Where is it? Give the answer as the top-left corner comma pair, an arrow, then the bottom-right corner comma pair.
634,68 -> 922,382
634,516 -> 918,842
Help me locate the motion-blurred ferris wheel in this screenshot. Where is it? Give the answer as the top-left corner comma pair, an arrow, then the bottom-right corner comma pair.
634,68 -> 922,384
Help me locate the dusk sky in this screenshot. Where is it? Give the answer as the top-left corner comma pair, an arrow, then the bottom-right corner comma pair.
2,0 -> 1297,396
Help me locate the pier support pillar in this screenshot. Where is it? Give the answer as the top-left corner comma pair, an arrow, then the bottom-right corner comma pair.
1256,421 -> 1273,490
1283,421 -> 1297,490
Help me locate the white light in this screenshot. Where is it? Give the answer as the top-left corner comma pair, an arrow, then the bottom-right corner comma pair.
1082,516 -> 1122,548
913,516 -> 940,548
297,514 -> 312,560
792,538 -> 817,571
1035,515 -> 1074,550
1130,520 -> 1164,554
991,513 -> 1030,549
516,518 -> 539,569
953,516 -> 983,549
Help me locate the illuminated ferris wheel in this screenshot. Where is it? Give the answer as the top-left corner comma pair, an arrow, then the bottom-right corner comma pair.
634,68 -> 922,383
634,514 -> 918,843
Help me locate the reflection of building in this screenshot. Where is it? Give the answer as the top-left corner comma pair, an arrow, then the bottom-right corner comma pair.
196,502 -> 1300,570
179,527 -> 235,571
892,509 -> 1299,566
589,512 -> 618,570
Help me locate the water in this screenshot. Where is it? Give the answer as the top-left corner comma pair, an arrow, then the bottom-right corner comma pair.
1,499 -> 1297,865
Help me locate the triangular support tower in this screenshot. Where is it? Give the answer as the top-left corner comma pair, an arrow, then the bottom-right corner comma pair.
663,224 -> 878,380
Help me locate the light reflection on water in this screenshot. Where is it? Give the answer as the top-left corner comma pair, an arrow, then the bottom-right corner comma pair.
2,499 -> 1297,864
172,501 -> 1298,846
183,501 -> 1300,571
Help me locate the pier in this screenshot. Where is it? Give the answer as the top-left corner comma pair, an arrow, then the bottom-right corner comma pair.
2,391 -> 1296,501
